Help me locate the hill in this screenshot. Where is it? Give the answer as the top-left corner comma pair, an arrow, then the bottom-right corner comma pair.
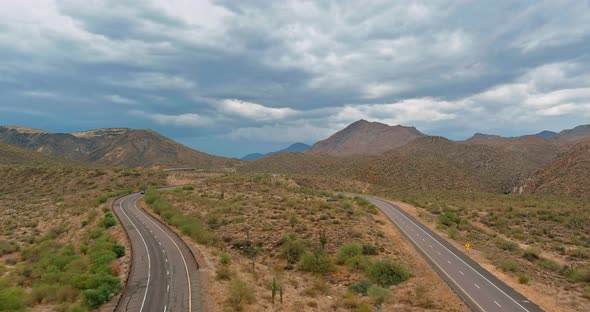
0,126 -> 239,168
306,119 -> 426,156
521,139 -> 590,198
241,142 -> 310,161
0,141 -> 66,165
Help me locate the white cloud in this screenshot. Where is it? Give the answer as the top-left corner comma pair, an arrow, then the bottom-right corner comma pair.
21,90 -> 59,98
105,94 -> 138,105
225,122 -> 333,143
106,72 -> 197,91
218,99 -> 298,121
130,110 -> 213,127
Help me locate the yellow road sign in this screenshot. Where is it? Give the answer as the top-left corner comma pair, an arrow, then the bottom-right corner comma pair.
465,243 -> 471,251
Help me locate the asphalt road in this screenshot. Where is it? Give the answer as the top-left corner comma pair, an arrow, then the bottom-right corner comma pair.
363,196 -> 544,312
113,193 -> 202,312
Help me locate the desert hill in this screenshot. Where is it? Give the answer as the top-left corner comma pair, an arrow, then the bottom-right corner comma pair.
0,141 -> 67,165
521,139 -> 590,198
306,119 -> 426,156
0,126 -> 239,168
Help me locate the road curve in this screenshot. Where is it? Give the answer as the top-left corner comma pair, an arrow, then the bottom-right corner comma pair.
113,193 -> 202,312
363,196 -> 544,312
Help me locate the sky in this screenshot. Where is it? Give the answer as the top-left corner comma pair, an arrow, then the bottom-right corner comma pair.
1,1 -> 589,158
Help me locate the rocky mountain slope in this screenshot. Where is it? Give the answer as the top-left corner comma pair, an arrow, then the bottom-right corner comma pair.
0,141 -> 66,165
241,142 -> 310,161
306,119 -> 426,156
0,126 -> 239,168
522,139 -> 590,198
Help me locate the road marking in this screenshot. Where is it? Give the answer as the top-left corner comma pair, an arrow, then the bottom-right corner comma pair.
134,196 -> 194,312
167,285 -> 170,292
164,306 -> 167,312
495,301 -> 502,307
372,198 -> 531,312
447,260 -> 451,264
429,245 -> 432,248
437,252 -> 441,255
422,238 -> 425,241
475,283 -> 480,289
167,270 -> 170,276
459,271 -> 464,275
118,196 -> 151,312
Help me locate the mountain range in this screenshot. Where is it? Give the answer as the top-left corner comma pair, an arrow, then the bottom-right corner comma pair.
0,126 -> 239,168
2,121 -> 589,198
241,142 -> 311,161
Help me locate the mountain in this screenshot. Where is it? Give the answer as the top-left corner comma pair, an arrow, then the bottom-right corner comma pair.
241,142 -> 311,161
534,130 -> 558,139
521,139 -> 590,198
0,126 -> 239,168
0,141 -> 66,165
306,120 -> 426,156
556,124 -> 590,141
467,133 -> 503,141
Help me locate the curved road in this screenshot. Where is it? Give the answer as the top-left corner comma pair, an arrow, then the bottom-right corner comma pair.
364,196 -> 544,312
113,193 -> 202,312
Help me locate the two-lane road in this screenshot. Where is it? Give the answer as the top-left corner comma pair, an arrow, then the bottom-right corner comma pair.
113,193 -> 202,312
364,196 -> 544,312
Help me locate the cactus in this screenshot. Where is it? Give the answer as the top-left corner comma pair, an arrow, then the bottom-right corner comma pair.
319,228 -> 328,250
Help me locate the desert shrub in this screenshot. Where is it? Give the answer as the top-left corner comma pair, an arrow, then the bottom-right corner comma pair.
96,195 -> 108,206
83,273 -> 122,308
537,258 -> 561,272
365,260 -> 410,287
495,238 -> 519,252
367,285 -> 391,306
583,286 -> 590,300
362,244 -> 379,255
349,280 -> 371,296
299,251 -> 334,273
568,248 -> 590,259
346,255 -> 370,272
100,213 -> 117,228
498,261 -> 519,272
518,275 -> 530,284
355,302 -> 372,312
0,284 -> 27,311
447,225 -> 458,239
220,253 -> 231,266
112,244 -> 125,258
227,279 -> 255,311
280,235 -> 305,265
216,254 -> 232,280
0,240 -> 18,256
564,266 -> 590,282
522,247 -> 541,261
336,243 -> 363,265
438,211 -> 460,227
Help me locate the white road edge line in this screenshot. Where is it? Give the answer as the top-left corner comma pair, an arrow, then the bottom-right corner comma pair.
475,283 -> 480,289
460,271 -> 465,275
495,301 -> 502,307
133,197 -> 193,312
373,198 -> 531,312
118,196 -> 151,312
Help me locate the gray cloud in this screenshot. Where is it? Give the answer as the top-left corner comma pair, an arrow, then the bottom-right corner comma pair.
0,0 -> 589,157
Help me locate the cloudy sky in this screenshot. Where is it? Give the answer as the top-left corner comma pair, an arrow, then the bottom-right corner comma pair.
1,1 -> 589,157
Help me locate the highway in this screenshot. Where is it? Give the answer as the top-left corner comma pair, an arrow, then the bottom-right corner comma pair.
113,193 -> 202,312
364,196 -> 544,312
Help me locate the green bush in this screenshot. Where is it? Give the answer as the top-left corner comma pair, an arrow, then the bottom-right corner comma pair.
349,280 -> 371,296
0,285 -> 28,311
537,258 -> 561,272
336,243 -> 363,265
83,273 -> 122,308
346,255 -> 369,272
518,275 -> 530,284
100,214 -> 117,228
367,285 -> 390,305
438,211 -> 460,227
495,238 -> 519,252
227,279 -> 255,311
299,251 -> 334,273
280,235 -> 305,265
447,225 -> 458,239
365,260 -> 410,287
362,244 -> 379,255
522,247 -> 541,261
498,261 -> 519,272
112,244 -> 125,258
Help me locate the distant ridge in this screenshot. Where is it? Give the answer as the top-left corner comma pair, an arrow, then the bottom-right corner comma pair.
241,142 -> 310,161
0,126 -> 239,168
306,119 -> 426,156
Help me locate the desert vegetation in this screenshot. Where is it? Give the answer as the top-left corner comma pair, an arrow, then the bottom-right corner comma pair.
0,165 -> 165,311
142,172 -> 467,311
